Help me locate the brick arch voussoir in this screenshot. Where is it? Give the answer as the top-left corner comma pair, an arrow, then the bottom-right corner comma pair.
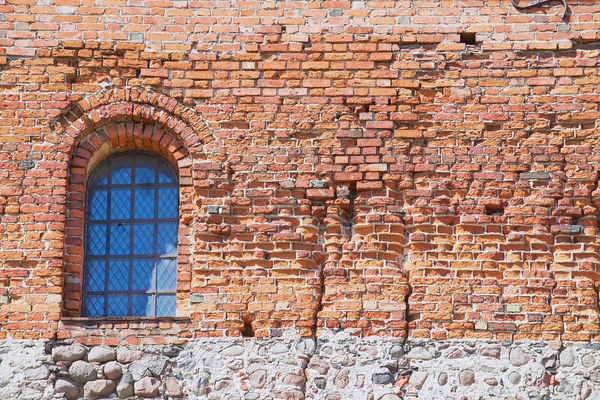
52,87 -> 214,159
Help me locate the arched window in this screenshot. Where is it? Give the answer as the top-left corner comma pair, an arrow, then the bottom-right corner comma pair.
83,152 -> 179,317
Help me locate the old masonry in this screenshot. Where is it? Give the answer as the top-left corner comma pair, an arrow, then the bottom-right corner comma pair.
3,0 -> 600,399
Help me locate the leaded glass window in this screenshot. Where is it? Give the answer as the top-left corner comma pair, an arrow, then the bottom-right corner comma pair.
83,152 -> 178,317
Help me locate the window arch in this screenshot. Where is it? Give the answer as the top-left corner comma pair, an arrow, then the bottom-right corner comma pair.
83,152 -> 179,317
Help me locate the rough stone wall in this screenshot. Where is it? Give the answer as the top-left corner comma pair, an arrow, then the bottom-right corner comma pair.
4,336 -> 600,399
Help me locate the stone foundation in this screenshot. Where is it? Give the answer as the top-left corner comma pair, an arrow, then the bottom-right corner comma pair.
2,332 -> 599,399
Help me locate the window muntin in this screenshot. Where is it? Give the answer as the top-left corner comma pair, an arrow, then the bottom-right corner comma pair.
83,152 -> 178,317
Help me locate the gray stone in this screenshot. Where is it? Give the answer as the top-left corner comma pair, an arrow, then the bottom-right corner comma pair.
508,371 -> 521,385
165,376 -> 184,398
248,369 -> 267,389
117,348 -> 143,364
560,348 -> 575,367
297,339 -> 316,356
215,379 -> 233,390
84,379 -> 116,400
582,354 -> 596,368
52,345 -> 87,362
88,347 -> 116,363
334,371 -> 349,388
129,356 -> 168,380
581,381 -> 592,400
117,372 -> 135,398
69,360 -> 97,384
372,373 -> 394,385
54,378 -> 79,400
406,347 -> 433,360
270,342 -> 289,354
191,372 -> 209,395
438,372 -> 448,386
542,355 -> 556,368
390,345 -> 404,359
314,377 -> 327,389
104,361 -> 122,380
510,348 -> 530,366
459,369 -> 475,386
25,365 -> 50,380
310,180 -> 327,188
134,376 -> 161,398
378,395 -> 402,400
162,346 -> 181,358
220,345 -> 245,357
409,371 -> 428,390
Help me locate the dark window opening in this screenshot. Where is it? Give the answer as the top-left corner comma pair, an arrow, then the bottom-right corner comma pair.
460,32 -> 478,45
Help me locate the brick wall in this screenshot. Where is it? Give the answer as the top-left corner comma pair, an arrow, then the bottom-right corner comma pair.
2,0 -> 600,344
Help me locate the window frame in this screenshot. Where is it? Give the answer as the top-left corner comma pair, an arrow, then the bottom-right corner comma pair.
82,151 -> 180,318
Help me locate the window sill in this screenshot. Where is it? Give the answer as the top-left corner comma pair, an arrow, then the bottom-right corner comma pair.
62,316 -> 191,323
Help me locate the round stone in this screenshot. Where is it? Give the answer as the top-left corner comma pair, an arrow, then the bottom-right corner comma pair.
582,355 -> 596,368
459,370 -> 475,386
559,348 -> 575,367
84,379 -> 116,400
438,372 -> 448,386
103,361 -> 122,380
334,371 -> 349,388
69,360 -> 97,384
54,378 -> 79,400
248,369 -> 267,389
88,347 -> 116,363
510,348 -> 530,367
508,371 -> 521,385
373,373 -> 394,385
52,345 -> 87,362
283,373 -> 306,387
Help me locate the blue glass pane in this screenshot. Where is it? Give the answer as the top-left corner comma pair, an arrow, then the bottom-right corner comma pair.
111,189 -> 131,220
133,224 -> 154,255
110,223 -> 130,255
87,224 -> 107,256
132,259 -> 154,291
134,188 -> 155,219
88,189 -> 108,221
111,157 -> 131,185
108,259 -> 129,291
90,164 -> 108,186
85,259 -> 105,292
157,223 -> 178,255
157,259 -> 176,291
157,187 -> 178,219
156,295 -> 176,317
84,296 -> 105,317
107,295 -> 128,317
132,294 -> 153,316
158,166 -> 176,183
135,159 -> 155,184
